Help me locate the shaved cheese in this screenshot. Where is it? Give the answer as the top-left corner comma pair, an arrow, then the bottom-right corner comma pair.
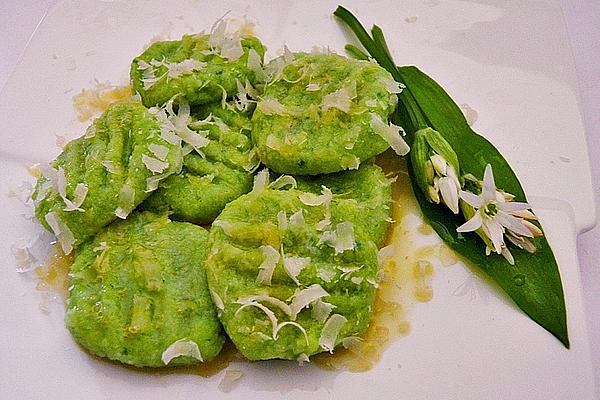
210,289 -> 225,311
247,48 -> 266,82
277,210 -> 288,230
238,294 -> 292,317
319,314 -> 347,353
241,147 -> 261,172
298,186 -> 332,207
101,160 -> 119,174
289,284 -> 329,319
165,59 -> 206,79
289,209 -> 306,227
297,353 -> 310,365
177,128 -> 210,149
319,222 -> 356,254
235,301 -> 279,339
55,167 -> 68,199
233,79 -> 254,112
44,211 -> 75,254
370,113 -> 410,156
249,169 -> 269,197
161,339 -> 203,365
148,143 -> 170,161
11,243 -> 36,273
351,276 -> 364,285
92,242 -> 108,252
274,321 -> 309,344
61,183 -> 88,212
256,245 -> 280,285
145,172 -> 169,192
142,154 -> 169,173
218,370 -> 244,393
256,97 -> 286,115
312,299 -> 336,323
283,45 -> 295,63
321,81 -> 357,113
269,175 -> 297,190
282,255 -> 310,285
115,184 -> 135,219
316,267 -> 336,283
208,19 -> 248,61
378,76 -> 405,94
306,83 -> 321,91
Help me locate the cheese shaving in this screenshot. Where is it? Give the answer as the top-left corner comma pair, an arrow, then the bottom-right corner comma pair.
208,19 -> 249,61
238,294 -> 292,317
256,97 -> 286,115
44,211 -> 75,254
115,184 -> 135,219
235,301 -> 279,339
247,48 -> 266,82
269,175 -> 297,190
148,143 -> 170,161
378,76 -> 405,94
210,289 -> 225,311
256,245 -> 280,285
273,321 -> 309,344
282,255 -> 311,286
165,59 -> 206,79
318,314 -> 348,353
370,113 -> 410,156
306,83 -> 321,91
289,284 -> 329,319
312,299 -> 336,323
321,81 -> 357,113
142,154 -> 169,173
289,209 -> 306,227
161,339 -> 203,365
319,221 -> 356,254
218,370 -> 244,393
277,210 -> 288,230
101,160 -> 119,174
249,169 -> 269,197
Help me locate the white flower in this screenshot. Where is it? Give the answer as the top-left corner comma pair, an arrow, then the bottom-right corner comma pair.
457,164 -> 542,264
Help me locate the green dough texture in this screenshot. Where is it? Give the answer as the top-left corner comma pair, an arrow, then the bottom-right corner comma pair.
33,101 -> 182,252
66,212 -> 224,367
130,33 -> 265,107
140,103 -> 258,224
296,162 -> 392,246
251,52 -> 398,175
205,187 -> 379,361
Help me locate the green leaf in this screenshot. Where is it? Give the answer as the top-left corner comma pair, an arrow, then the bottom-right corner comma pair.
398,66 -> 569,347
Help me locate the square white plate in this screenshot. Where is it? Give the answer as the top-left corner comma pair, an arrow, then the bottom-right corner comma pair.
0,1 -> 596,399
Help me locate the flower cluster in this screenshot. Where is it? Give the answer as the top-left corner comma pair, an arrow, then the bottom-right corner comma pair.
411,130 -> 543,265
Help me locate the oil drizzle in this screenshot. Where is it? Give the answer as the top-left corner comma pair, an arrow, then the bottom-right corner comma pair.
34,244 -> 73,299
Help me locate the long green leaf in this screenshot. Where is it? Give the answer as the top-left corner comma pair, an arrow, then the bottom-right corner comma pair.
398,66 -> 569,347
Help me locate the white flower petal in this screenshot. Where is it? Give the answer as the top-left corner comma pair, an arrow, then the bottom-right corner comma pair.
483,219 -> 504,254
459,190 -> 484,208
498,201 -> 531,212
438,176 -> 459,214
482,164 -> 497,200
457,212 -> 482,233
496,211 -> 534,238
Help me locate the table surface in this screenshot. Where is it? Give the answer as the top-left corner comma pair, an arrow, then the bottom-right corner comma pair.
2,0 -> 599,386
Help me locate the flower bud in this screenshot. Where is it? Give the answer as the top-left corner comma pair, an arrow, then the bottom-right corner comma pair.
410,128 -> 461,213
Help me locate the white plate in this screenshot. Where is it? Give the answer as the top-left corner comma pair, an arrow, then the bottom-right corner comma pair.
0,1 -> 596,399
